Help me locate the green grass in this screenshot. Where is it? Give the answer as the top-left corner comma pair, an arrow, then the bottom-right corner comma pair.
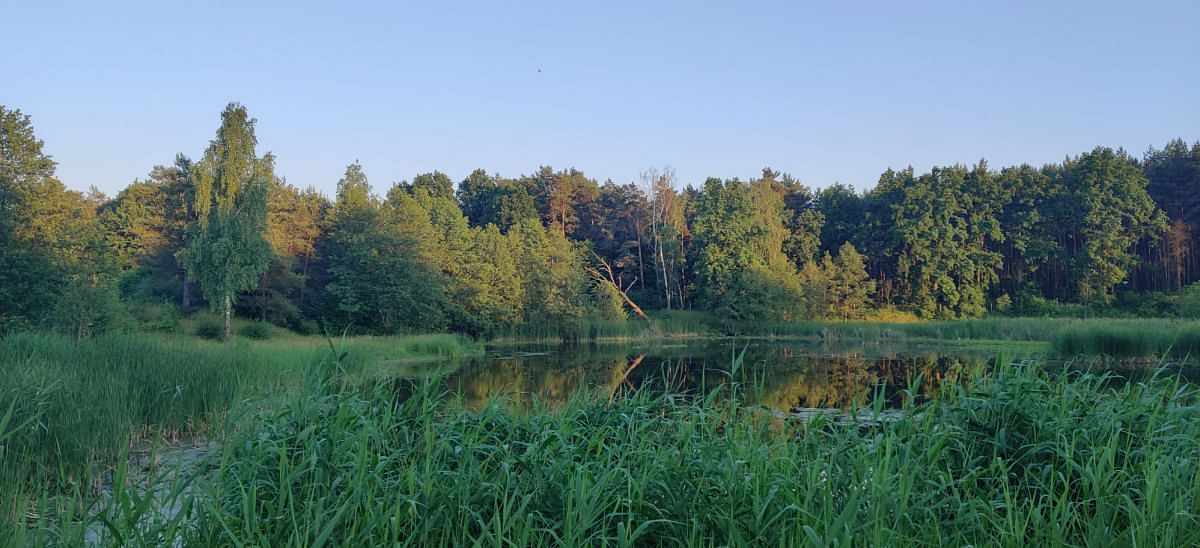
10,349 -> 1198,546
484,309 -> 1200,357
0,331 -> 481,529
497,313 -> 1102,344
733,317 -> 1080,341
5,329 -> 1199,545
1051,320 -> 1200,359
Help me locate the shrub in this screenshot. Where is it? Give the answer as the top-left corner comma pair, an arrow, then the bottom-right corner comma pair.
863,306 -> 922,323
195,319 -> 224,340
993,294 -> 1012,314
294,319 -> 320,336
47,283 -> 133,341
239,322 -> 273,340
1178,282 -> 1200,318
1114,290 -> 1178,317
129,301 -> 181,332
1012,289 -> 1086,317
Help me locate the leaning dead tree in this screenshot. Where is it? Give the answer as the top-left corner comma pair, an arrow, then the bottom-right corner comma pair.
586,252 -> 651,322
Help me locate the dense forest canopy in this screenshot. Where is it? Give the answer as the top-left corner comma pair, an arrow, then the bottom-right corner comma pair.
2,103 -> 1198,338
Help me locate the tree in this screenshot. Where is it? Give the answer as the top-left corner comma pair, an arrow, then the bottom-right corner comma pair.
1058,148 -> 1167,306
643,166 -> 687,309
512,218 -> 589,336
869,165 -> 1002,318
241,178 -> 327,327
829,243 -> 874,321
763,169 -> 824,268
817,183 -> 865,256
177,103 -> 274,341
1141,139 -> 1200,290
324,219 -> 448,332
0,106 -> 57,237
1,105 -> 115,330
457,169 -> 538,231
587,181 -> 651,301
691,177 -> 805,322
527,166 -> 600,238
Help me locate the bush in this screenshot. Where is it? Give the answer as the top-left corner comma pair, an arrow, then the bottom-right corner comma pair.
48,283 -> 133,340
1113,290 -> 1178,317
195,319 -> 224,340
0,315 -> 32,337
239,322 -> 273,340
129,301 -> 181,332
1178,283 -> 1200,318
294,319 -> 320,336
863,306 -> 921,323
1012,289 -> 1086,317
993,294 -> 1012,314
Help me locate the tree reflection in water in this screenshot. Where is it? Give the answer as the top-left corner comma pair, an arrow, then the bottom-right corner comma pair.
430,342 -> 994,411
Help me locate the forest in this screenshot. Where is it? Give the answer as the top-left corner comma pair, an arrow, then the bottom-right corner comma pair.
3,102 -> 1199,340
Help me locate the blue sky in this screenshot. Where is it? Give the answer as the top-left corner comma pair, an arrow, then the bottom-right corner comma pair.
5,0 -> 1198,196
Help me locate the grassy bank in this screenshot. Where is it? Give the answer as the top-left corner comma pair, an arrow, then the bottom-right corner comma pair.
503,313 -> 1193,351
1051,321 -> 1200,360
0,331 -> 481,527
9,351 -> 1199,545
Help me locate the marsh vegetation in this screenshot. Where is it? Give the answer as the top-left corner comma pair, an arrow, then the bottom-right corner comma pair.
1,330 -> 1198,545
0,333 -> 1195,542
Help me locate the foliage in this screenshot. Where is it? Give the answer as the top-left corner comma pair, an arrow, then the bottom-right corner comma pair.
129,300 -> 182,332
194,319 -> 224,340
238,321 -> 273,340
1178,282 -> 1200,318
176,104 -> 274,341
47,281 -> 132,341
692,177 -> 807,321
4,101 -> 1199,338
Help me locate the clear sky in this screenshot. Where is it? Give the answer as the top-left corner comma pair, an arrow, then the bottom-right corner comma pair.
5,0 -> 1198,196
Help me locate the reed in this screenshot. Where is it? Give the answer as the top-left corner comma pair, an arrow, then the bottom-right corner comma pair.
55,353 -> 1200,546
0,331 -> 481,529
1051,320 -> 1200,359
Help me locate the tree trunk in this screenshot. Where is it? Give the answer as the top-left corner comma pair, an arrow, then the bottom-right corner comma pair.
222,292 -> 232,342
615,283 -> 650,321
587,254 -> 651,323
635,222 -> 646,291
259,272 -> 268,321
182,271 -> 192,309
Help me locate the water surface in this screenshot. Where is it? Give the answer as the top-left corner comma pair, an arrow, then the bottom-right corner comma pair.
422,340 -> 1015,411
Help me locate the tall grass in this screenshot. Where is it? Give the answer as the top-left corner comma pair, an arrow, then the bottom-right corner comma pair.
1052,320 -> 1200,359
57,355 -> 1200,546
737,317 -> 1081,341
0,331 -> 481,530
503,315 -> 1194,346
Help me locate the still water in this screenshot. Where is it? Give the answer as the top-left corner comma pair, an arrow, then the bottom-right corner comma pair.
408,340 -> 1021,412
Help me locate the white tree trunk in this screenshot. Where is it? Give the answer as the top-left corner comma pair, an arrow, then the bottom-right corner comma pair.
222,292 -> 232,342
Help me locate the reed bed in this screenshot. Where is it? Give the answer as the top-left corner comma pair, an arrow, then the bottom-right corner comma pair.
1051,320 -> 1200,359
0,331 -> 481,532
21,352 -> 1197,547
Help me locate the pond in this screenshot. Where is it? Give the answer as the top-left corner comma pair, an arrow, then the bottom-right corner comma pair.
406,339 -> 1033,412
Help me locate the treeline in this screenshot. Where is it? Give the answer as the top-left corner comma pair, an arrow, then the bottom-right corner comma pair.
2,103 -> 1198,339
